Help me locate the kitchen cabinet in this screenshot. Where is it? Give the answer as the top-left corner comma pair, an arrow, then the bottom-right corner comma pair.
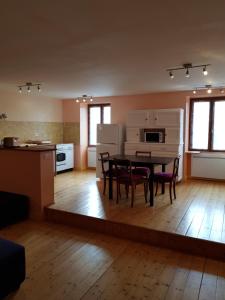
165,128 -> 183,144
126,109 -> 183,128
126,110 -> 149,127
126,127 -> 141,142
125,108 -> 184,180
154,110 -> 182,127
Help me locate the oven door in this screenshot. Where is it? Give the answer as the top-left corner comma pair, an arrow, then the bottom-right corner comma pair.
56,152 -> 66,163
56,151 -> 67,172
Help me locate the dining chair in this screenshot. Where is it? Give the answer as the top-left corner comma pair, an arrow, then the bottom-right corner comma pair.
114,158 -> 148,207
99,152 -> 126,195
154,157 -> 180,204
132,151 -> 151,178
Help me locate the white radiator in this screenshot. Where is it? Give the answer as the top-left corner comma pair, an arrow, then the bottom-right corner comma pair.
191,153 -> 225,179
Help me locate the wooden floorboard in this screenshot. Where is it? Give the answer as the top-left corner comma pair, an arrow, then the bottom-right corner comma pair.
51,170 -> 225,243
1,220 -> 225,300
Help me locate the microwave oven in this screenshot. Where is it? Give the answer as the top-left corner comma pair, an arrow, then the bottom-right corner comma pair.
144,131 -> 164,143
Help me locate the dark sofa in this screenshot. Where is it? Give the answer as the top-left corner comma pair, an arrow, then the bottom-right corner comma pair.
0,238 -> 26,299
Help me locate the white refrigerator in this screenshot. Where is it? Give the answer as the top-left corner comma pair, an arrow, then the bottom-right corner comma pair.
96,124 -> 124,178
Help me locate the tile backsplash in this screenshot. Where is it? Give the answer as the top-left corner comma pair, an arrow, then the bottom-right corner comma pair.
0,121 -> 80,144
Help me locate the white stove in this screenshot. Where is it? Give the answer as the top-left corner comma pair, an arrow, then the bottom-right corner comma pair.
56,143 -> 74,172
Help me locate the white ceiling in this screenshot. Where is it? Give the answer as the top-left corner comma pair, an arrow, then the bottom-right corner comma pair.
1,0 -> 225,98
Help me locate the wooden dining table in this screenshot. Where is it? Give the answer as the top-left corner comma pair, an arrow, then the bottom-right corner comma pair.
108,154 -> 175,206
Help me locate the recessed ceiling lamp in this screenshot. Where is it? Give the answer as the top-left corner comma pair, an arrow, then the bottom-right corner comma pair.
75,94 -> 93,103
166,63 -> 210,79
192,85 -> 225,95
18,82 -> 41,93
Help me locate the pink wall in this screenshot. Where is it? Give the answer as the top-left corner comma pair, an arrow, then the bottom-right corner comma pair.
62,91 -> 192,124
63,99 -> 80,122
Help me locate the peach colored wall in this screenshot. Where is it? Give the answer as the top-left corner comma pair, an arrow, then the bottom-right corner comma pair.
0,90 -> 63,122
62,91 -> 192,124
62,89 -> 225,174
62,99 -> 80,122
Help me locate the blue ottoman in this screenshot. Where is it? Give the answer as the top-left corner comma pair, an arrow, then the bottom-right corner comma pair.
0,238 -> 26,299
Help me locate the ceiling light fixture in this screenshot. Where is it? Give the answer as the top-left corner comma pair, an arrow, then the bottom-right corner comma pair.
75,94 -> 94,103
18,82 -> 42,93
192,84 -> 225,95
202,66 -> 208,76
169,71 -> 174,79
166,63 -> 210,79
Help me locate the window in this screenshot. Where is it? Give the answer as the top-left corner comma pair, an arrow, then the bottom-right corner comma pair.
189,98 -> 225,151
88,104 -> 111,146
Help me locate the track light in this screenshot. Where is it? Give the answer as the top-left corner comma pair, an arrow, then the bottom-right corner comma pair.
18,82 -> 42,93
203,66 -> 208,76
166,63 -> 210,79
75,94 -> 94,103
192,85 -> 225,95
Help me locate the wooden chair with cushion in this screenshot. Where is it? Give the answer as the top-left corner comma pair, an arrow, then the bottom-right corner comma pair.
114,158 -> 148,207
132,151 -> 151,178
99,152 -> 127,195
154,156 -> 180,204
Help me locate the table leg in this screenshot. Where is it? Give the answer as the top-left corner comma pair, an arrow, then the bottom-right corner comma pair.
161,164 -> 165,194
109,161 -> 113,199
149,165 -> 154,206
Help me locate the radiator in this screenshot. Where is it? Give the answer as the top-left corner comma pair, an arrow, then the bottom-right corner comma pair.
191,153 -> 225,179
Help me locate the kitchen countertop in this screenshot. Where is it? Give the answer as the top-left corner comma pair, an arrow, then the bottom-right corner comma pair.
0,144 -> 56,151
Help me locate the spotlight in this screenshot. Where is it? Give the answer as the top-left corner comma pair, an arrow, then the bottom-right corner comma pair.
193,89 -> 197,94
207,87 -> 212,94
76,99 -> 80,103
37,85 -> 41,92
185,68 -> 190,78
169,71 -> 174,79
220,89 -> 224,94
203,66 -> 208,76
19,87 -> 22,93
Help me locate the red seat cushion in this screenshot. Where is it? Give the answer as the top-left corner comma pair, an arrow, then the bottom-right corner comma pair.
154,172 -> 173,181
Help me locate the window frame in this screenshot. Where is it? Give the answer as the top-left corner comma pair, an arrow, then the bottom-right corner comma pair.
189,97 -> 225,152
88,103 -> 111,147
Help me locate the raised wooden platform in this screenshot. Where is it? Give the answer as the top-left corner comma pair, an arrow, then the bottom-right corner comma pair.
46,170 -> 225,260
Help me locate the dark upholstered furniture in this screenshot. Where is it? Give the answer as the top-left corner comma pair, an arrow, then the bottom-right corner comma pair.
154,157 -> 180,203
114,159 -> 148,207
0,238 -> 26,299
0,191 -> 29,228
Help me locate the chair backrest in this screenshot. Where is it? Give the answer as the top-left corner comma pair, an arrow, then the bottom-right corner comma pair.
113,158 -> 131,176
135,151 -> 151,157
99,152 -> 110,174
113,158 -> 130,169
173,157 -> 180,178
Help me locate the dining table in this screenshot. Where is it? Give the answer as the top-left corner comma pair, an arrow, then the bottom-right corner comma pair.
108,154 -> 175,206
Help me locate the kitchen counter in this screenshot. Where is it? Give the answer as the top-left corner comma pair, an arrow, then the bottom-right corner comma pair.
0,146 -> 55,220
0,145 -> 56,151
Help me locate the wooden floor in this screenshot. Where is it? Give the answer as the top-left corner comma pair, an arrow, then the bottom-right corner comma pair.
51,170 -> 225,244
1,220 -> 225,300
